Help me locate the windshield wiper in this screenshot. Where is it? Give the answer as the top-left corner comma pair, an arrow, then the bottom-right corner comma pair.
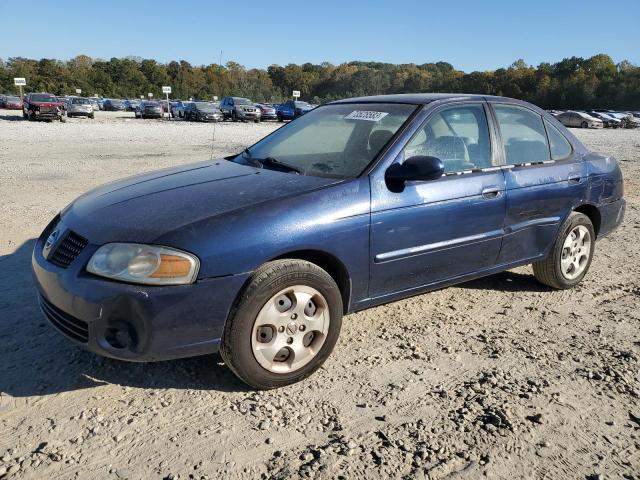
257,157 -> 302,174
242,149 -> 301,174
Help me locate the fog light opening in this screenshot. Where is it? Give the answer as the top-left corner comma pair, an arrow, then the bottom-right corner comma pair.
105,323 -> 138,350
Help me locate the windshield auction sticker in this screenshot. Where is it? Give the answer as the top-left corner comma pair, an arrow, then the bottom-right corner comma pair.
345,110 -> 389,121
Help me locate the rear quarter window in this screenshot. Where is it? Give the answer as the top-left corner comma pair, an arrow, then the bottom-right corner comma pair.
545,120 -> 573,160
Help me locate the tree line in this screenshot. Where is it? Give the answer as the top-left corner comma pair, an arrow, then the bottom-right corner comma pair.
1,54 -> 638,109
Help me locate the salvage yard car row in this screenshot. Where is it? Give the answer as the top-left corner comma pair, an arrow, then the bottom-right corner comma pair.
3,92 -> 639,129
550,109 -> 640,129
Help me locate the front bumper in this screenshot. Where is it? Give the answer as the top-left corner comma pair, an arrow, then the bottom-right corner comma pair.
260,113 -> 278,120
31,221 -> 249,362
197,113 -> 223,122
236,109 -> 260,119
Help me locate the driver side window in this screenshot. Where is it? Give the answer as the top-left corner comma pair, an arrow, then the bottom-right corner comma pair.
402,104 -> 492,174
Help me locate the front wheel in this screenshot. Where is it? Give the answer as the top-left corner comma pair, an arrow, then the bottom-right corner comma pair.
581,121 -> 588,128
533,212 -> 595,289
220,260 -> 343,389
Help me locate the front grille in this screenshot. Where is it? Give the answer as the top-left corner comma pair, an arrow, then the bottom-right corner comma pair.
49,231 -> 88,268
40,106 -> 57,114
39,296 -> 89,343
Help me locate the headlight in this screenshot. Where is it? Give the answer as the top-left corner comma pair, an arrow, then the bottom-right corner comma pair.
87,243 -> 199,285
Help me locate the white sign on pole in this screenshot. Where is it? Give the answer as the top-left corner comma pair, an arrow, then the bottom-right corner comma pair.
148,93 -> 154,98
76,88 -> 82,94
140,95 -> 144,99
213,95 -> 218,101
162,86 -> 171,94
14,78 -> 26,86
292,90 -> 301,99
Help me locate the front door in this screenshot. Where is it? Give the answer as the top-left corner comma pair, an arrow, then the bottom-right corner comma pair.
369,102 -> 506,298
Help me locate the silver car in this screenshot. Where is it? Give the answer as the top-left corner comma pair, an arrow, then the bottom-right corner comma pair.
66,97 -> 94,119
555,111 -> 603,129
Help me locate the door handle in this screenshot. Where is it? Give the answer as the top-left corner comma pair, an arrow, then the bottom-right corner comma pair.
481,187 -> 501,199
568,176 -> 582,184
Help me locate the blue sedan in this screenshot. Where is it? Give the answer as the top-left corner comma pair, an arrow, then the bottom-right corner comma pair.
32,93 -> 625,389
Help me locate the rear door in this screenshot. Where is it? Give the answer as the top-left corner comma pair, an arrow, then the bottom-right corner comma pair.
489,103 -> 588,264
369,102 -> 506,298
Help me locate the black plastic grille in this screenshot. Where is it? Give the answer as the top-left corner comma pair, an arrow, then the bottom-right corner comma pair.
39,296 -> 89,343
49,231 -> 88,268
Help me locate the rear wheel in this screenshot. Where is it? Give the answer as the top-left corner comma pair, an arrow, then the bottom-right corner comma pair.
232,111 -> 237,122
220,260 -> 343,389
581,121 -> 588,128
533,212 -> 595,289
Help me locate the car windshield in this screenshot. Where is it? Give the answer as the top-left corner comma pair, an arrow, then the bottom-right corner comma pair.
234,98 -> 252,105
195,102 -> 216,111
6,96 -> 20,102
31,94 -> 57,102
110,99 -> 124,105
294,101 -> 310,108
71,98 -> 90,105
235,102 -> 417,179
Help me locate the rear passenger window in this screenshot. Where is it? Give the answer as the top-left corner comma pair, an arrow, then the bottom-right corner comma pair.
403,104 -> 492,173
494,105 -> 550,165
545,120 -> 573,160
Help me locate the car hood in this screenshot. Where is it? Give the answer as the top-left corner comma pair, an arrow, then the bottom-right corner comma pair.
62,159 -> 342,245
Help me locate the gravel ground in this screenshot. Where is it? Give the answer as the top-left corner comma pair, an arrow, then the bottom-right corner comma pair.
0,109 -> 638,480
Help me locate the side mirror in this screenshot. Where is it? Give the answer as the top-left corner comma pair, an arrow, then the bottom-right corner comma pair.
385,156 -> 444,187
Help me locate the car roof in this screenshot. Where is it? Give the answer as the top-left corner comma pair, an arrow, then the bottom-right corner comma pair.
329,93 -> 514,105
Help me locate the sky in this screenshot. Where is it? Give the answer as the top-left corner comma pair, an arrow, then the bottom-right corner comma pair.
1,0 -> 638,71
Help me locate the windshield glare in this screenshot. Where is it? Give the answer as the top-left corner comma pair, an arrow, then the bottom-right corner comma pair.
234,98 -> 251,105
237,103 -> 417,179
72,98 -> 90,105
294,101 -> 310,108
195,102 -> 216,111
31,94 -> 57,102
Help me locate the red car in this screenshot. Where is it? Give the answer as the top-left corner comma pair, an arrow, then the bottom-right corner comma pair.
1,95 -> 23,110
23,93 -> 66,122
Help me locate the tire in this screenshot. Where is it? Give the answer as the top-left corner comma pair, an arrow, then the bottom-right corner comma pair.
532,212 -> 595,289
255,118 -> 260,123
581,121 -> 588,128
277,113 -> 283,122
232,111 -> 237,122
27,110 -> 34,121
60,114 -> 66,123
220,259 -> 343,390
89,113 -> 94,119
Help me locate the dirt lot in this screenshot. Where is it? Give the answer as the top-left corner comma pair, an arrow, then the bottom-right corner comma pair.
0,109 -> 638,480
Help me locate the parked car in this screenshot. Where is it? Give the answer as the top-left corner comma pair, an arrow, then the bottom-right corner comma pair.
587,111 -> 622,128
124,99 -> 141,112
23,93 -> 66,122
135,101 -> 163,118
606,112 -> 640,129
555,111 -> 603,129
219,96 -> 261,122
1,95 -> 23,110
276,100 -> 314,121
88,97 -> 101,112
66,97 -> 95,118
170,100 -> 193,118
255,103 -> 278,121
184,101 -> 223,122
31,93 -> 625,389
103,99 -> 126,111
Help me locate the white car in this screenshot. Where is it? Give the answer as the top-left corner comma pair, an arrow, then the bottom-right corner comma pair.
555,111 -> 603,129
